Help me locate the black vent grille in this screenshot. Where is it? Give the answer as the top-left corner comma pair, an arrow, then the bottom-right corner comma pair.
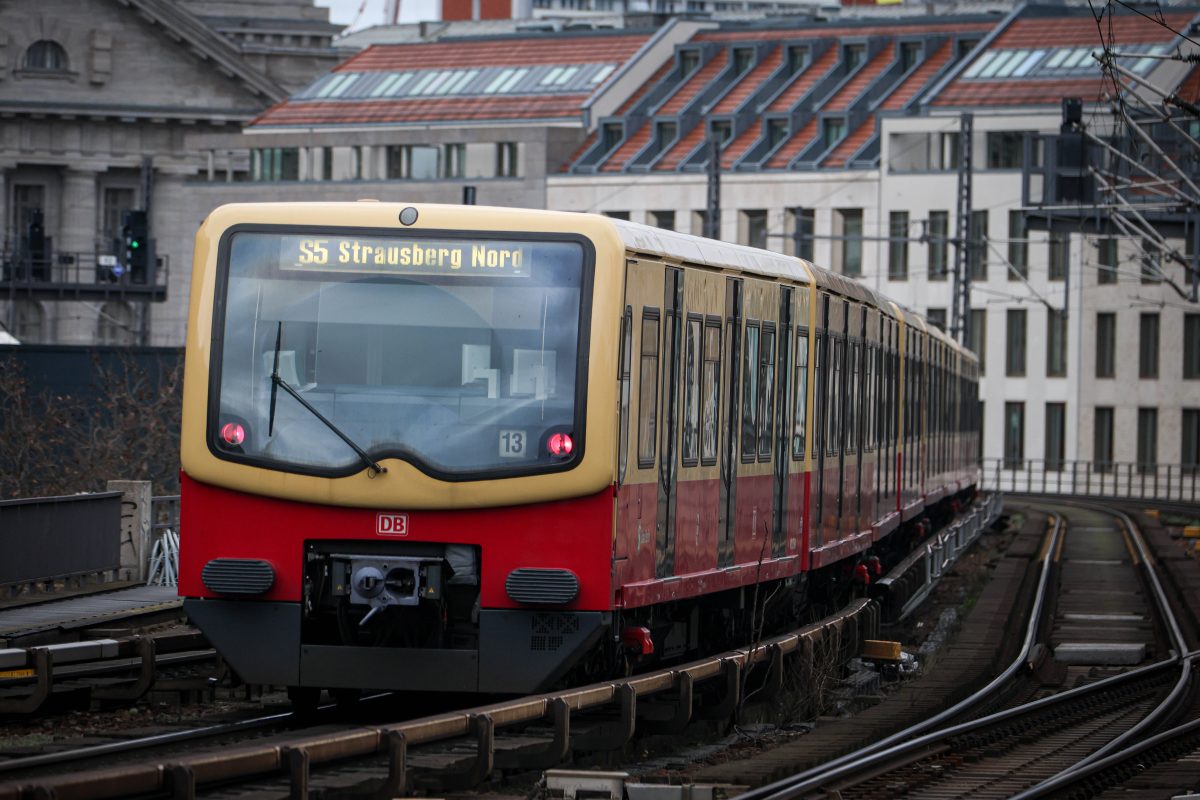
505,568 -> 579,606
202,558 -> 275,595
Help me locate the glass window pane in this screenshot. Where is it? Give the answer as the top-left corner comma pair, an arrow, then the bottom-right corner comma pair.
638,313 -> 660,466
742,324 -> 760,459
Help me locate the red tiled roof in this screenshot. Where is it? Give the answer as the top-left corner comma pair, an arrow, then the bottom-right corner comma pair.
696,22 -> 992,44
341,33 -> 652,72
763,117 -> 818,169
657,50 -> 730,115
720,123 -> 762,169
253,94 -> 588,126
882,40 -> 954,110
824,49 -> 894,112
1176,65 -> 1200,104
711,45 -> 782,114
766,46 -> 839,113
822,114 -> 875,168
989,12 -> 1195,49
600,123 -> 651,172
654,123 -> 706,171
934,76 -> 1112,107
615,61 -> 672,115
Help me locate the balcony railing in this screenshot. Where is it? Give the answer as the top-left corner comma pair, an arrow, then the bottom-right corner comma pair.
1,251 -> 168,301
981,458 -> 1200,504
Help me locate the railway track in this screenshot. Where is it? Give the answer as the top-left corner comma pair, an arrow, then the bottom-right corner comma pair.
734,500 -> 1195,799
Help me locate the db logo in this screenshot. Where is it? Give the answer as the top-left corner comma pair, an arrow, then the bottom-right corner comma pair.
376,513 -> 409,536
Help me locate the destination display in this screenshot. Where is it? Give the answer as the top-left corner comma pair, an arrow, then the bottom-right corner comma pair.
277,234 -> 533,277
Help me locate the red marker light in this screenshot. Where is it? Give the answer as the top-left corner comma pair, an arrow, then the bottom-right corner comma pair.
221,422 -> 245,446
548,432 -> 574,457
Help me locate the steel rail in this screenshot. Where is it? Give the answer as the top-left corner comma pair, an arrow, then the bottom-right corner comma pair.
0,598 -> 877,799
733,512 -> 1064,800
742,500 -> 1191,800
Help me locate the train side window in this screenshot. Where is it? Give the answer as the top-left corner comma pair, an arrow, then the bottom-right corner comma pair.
619,306 -> 632,484
741,322 -> 760,461
637,308 -> 660,468
682,315 -> 702,466
701,317 -> 721,465
848,341 -> 860,454
793,329 -> 809,459
758,323 -> 776,460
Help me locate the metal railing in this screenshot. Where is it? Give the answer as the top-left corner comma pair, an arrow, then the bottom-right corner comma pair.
982,459 -> 1200,504
1,250 -> 168,298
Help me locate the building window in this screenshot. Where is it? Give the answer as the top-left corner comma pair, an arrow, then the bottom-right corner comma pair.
1137,407 -> 1157,472
601,124 -> 622,153
741,210 -> 767,250
1046,309 -> 1067,377
888,211 -> 909,280
1096,312 -> 1116,378
986,131 -> 1027,169
969,210 -> 988,281
1098,237 -> 1118,284
786,45 -> 808,73
968,308 -> 986,374
604,210 -> 630,221
97,301 -> 135,345
823,118 -> 846,150
1004,401 -> 1024,468
900,41 -> 922,71
1005,308 -> 1026,376
655,121 -> 677,149
253,148 -> 300,181
321,147 -> 333,181
1184,409 -> 1200,472
496,142 -> 519,177
1048,235 -> 1069,280
387,145 -> 439,180
1184,314 -> 1200,379
843,44 -> 865,71
835,208 -> 863,277
1094,406 -> 1114,472
926,308 -> 946,332
1007,210 -> 1027,279
1045,402 -> 1066,471
788,207 -> 814,260
1139,312 -> 1159,379
13,300 -> 44,343
733,47 -> 755,73
928,210 -> 948,280
767,119 -> 789,149
650,210 -> 676,231
1141,238 -> 1161,284
444,143 -> 466,178
23,40 -> 68,72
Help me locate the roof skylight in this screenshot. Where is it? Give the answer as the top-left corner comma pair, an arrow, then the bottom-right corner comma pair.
962,42 -> 1171,82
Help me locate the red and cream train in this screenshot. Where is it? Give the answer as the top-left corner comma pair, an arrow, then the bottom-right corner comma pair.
178,203 -> 979,697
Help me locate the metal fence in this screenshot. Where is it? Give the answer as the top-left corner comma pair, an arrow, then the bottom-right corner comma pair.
982,459 -> 1200,504
0,492 -> 123,589
148,494 -> 180,587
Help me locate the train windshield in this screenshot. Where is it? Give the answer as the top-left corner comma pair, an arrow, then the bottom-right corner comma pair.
212,230 -> 588,478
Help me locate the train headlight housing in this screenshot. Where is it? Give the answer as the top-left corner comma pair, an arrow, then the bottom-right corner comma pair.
547,432 -> 574,457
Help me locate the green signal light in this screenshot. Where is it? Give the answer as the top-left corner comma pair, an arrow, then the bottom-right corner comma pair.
130,240 -> 140,249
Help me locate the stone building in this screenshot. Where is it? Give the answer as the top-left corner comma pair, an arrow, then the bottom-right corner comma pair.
0,0 -> 342,345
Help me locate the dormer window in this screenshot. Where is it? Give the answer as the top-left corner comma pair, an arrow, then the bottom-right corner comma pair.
843,44 -> 865,71
733,48 -> 755,74
680,50 -> 700,74
786,45 -> 809,74
23,40 -> 68,72
900,42 -> 923,72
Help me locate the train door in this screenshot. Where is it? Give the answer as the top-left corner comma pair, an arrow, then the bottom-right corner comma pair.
657,266 -> 684,579
738,277 -> 776,557
771,285 -> 794,557
832,299 -> 848,536
813,292 -> 830,550
718,277 -> 742,568
791,288 -> 812,558
621,257 -> 665,585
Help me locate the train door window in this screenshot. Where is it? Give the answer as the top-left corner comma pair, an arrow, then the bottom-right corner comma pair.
741,322 -> 760,460
829,336 -> 843,456
682,315 -> 702,466
758,323 -> 776,460
793,329 -> 809,459
864,344 -> 874,452
813,332 -> 824,459
619,306 -> 633,484
849,341 -> 860,454
637,308 -> 660,468
701,317 -> 721,465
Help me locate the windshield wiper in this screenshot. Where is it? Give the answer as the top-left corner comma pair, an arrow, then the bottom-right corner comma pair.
267,321 -> 387,477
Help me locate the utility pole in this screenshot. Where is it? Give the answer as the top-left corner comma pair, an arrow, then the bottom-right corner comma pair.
950,112 -> 973,345
705,132 -> 721,241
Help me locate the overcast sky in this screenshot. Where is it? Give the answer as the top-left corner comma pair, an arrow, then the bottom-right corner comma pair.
315,0 -> 438,27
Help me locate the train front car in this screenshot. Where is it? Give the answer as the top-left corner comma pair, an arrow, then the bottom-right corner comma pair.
179,203 -> 623,697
